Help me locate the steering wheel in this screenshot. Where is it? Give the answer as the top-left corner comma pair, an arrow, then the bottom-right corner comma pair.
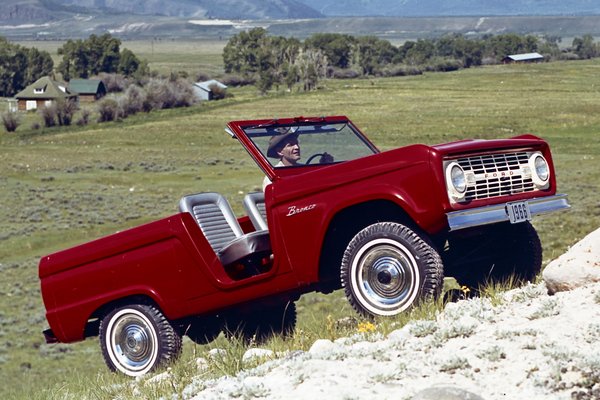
306,153 -> 333,165
305,153 -> 327,164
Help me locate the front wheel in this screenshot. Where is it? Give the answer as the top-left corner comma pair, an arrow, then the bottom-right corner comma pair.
341,222 -> 443,318
99,304 -> 182,376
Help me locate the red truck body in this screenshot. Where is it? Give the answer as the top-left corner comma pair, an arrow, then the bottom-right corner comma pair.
39,115 -> 569,375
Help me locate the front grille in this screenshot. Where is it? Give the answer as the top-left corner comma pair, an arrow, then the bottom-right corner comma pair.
456,152 -> 536,201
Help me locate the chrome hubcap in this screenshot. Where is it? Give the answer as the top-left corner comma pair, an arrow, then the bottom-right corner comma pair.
352,239 -> 420,315
110,311 -> 157,372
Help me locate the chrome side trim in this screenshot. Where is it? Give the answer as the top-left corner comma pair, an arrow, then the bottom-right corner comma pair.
446,194 -> 570,231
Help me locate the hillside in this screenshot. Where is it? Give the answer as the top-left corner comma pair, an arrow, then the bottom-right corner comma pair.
3,0 -> 600,26
297,0 -> 600,17
182,280 -> 600,400
0,0 -> 323,23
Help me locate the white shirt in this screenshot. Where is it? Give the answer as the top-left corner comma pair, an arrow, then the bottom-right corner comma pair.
263,161 -> 285,191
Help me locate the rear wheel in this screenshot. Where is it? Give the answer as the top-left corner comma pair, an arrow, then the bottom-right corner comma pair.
99,304 -> 182,376
184,316 -> 222,345
225,301 -> 297,343
340,222 -> 443,318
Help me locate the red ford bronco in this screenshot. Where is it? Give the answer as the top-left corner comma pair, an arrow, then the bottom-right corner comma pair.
39,115 -> 570,376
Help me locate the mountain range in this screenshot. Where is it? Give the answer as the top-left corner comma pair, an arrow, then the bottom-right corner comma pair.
299,0 -> 600,17
0,0 -> 322,24
2,0 -> 600,24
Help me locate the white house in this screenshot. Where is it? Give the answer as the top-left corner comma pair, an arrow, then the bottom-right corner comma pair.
502,52 -> 544,64
193,80 -> 228,101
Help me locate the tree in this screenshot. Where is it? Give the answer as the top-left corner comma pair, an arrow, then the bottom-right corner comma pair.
435,34 -> 483,68
58,39 -> 90,80
572,35 -> 597,59
25,48 -> 54,84
57,34 -> 143,80
485,34 -> 538,61
283,64 -> 300,91
0,37 -> 54,96
295,48 -> 327,91
118,48 -> 141,76
223,28 -> 270,75
95,34 -> 121,74
305,33 -> 355,69
354,36 -> 398,75
401,39 -> 435,65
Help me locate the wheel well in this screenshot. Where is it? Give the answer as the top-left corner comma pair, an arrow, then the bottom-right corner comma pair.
84,295 -> 161,338
318,200 -> 414,292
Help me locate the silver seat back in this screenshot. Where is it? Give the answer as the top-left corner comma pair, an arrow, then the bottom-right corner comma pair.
243,192 -> 268,231
179,192 -> 243,253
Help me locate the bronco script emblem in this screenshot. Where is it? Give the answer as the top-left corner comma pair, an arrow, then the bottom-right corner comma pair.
286,203 -> 317,217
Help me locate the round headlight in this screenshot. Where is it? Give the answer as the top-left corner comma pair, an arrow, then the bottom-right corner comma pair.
530,153 -> 550,187
446,162 -> 467,202
534,155 -> 549,182
451,165 -> 467,194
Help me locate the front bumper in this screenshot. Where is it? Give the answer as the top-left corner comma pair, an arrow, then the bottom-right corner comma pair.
446,194 -> 571,231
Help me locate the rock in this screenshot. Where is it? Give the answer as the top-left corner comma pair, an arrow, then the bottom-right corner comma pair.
308,339 -> 344,359
242,348 -> 274,363
196,357 -> 209,372
543,228 -> 600,294
208,348 -> 227,359
144,369 -> 172,386
411,386 -> 485,400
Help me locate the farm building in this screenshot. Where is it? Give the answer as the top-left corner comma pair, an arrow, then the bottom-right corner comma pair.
6,98 -> 18,113
502,52 -> 544,64
68,79 -> 106,102
14,76 -> 78,111
193,80 -> 227,101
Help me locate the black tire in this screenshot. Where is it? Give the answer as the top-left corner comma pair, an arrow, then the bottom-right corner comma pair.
225,301 -> 297,343
340,222 -> 443,318
184,316 -> 222,345
444,221 -> 542,288
99,304 -> 182,376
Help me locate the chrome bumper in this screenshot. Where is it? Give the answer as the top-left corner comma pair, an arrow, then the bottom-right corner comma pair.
446,194 -> 571,231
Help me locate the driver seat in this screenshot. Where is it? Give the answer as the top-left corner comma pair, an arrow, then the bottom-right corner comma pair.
179,192 -> 271,267
243,192 -> 268,231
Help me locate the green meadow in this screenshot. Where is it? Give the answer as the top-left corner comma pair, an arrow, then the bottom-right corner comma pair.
1,53 -> 599,398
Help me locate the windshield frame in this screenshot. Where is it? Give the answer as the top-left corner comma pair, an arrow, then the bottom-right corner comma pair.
227,116 -> 380,182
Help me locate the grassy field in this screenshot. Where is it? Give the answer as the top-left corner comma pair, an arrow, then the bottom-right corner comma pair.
1,59 -> 599,399
13,39 -> 226,77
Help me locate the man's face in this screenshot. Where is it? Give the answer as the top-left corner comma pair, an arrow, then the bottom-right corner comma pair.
278,138 -> 301,166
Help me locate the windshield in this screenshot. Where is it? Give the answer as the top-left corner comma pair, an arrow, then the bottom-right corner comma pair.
243,122 -> 378,168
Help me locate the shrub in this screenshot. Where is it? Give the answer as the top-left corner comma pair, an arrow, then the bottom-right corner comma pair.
39,104 -> 57,127
195,71 -> 211,82
98,73 -> 129,93
55,99 -> 77,126
1,112 -> 20,132
331,68 -> 361,79
380,65 -> 423,77
76,109 -> 91,126
121,85 -> 146,116
144,78 -> 196,110
97,98 -> 120,122
209,83 -> 227,100
221,74 -> 255,87
424,58 -> 463,72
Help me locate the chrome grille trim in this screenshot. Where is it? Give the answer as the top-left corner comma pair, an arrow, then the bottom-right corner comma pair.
455,152 -> 536,201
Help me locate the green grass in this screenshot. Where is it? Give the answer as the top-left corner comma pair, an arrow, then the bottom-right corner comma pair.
13,39 -> 226,77
2,59 -> 600,399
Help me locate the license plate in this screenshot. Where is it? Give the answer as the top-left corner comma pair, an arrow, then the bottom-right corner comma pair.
506,201 -> 531,224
